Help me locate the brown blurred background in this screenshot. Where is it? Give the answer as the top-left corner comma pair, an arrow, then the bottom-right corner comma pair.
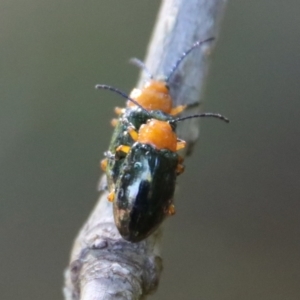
1,1 -> 299,299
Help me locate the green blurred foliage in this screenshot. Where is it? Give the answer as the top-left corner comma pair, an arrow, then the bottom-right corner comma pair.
0,1 -> 299,299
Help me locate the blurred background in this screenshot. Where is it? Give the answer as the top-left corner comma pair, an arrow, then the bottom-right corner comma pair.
1,1 -> 300,299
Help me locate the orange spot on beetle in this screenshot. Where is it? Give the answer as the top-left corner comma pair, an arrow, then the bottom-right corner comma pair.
167,204 -> 176,216
100,159 -> 107,171
128,81 -> 173,114
138,119 -> 177,152
108,191 -> 115,202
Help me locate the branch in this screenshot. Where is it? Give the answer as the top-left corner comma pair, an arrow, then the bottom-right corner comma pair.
64,0 -> 228,299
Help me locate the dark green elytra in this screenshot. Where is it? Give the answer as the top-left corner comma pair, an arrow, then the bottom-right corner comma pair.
113,143 -> 179,242
105,107 -> 149,189
105,107 -> 174,191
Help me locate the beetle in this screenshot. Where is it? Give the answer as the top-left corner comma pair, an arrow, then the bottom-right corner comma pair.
96,38 -> 229,242
109,115 -> 228,242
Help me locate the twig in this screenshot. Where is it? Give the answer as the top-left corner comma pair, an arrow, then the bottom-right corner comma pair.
64,0 -> 228,299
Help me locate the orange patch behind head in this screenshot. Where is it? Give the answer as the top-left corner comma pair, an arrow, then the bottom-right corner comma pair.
138,119 -> 177,152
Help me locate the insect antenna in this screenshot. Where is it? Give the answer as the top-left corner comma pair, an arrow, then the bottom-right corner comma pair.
129,58 -> 154,80
170,113 -> 229,124
95,84 -> 150,115
166,37 -> 215,83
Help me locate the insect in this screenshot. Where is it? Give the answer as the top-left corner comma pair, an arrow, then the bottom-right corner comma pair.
96,38 -> 229,242
110,114 -> 228,242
